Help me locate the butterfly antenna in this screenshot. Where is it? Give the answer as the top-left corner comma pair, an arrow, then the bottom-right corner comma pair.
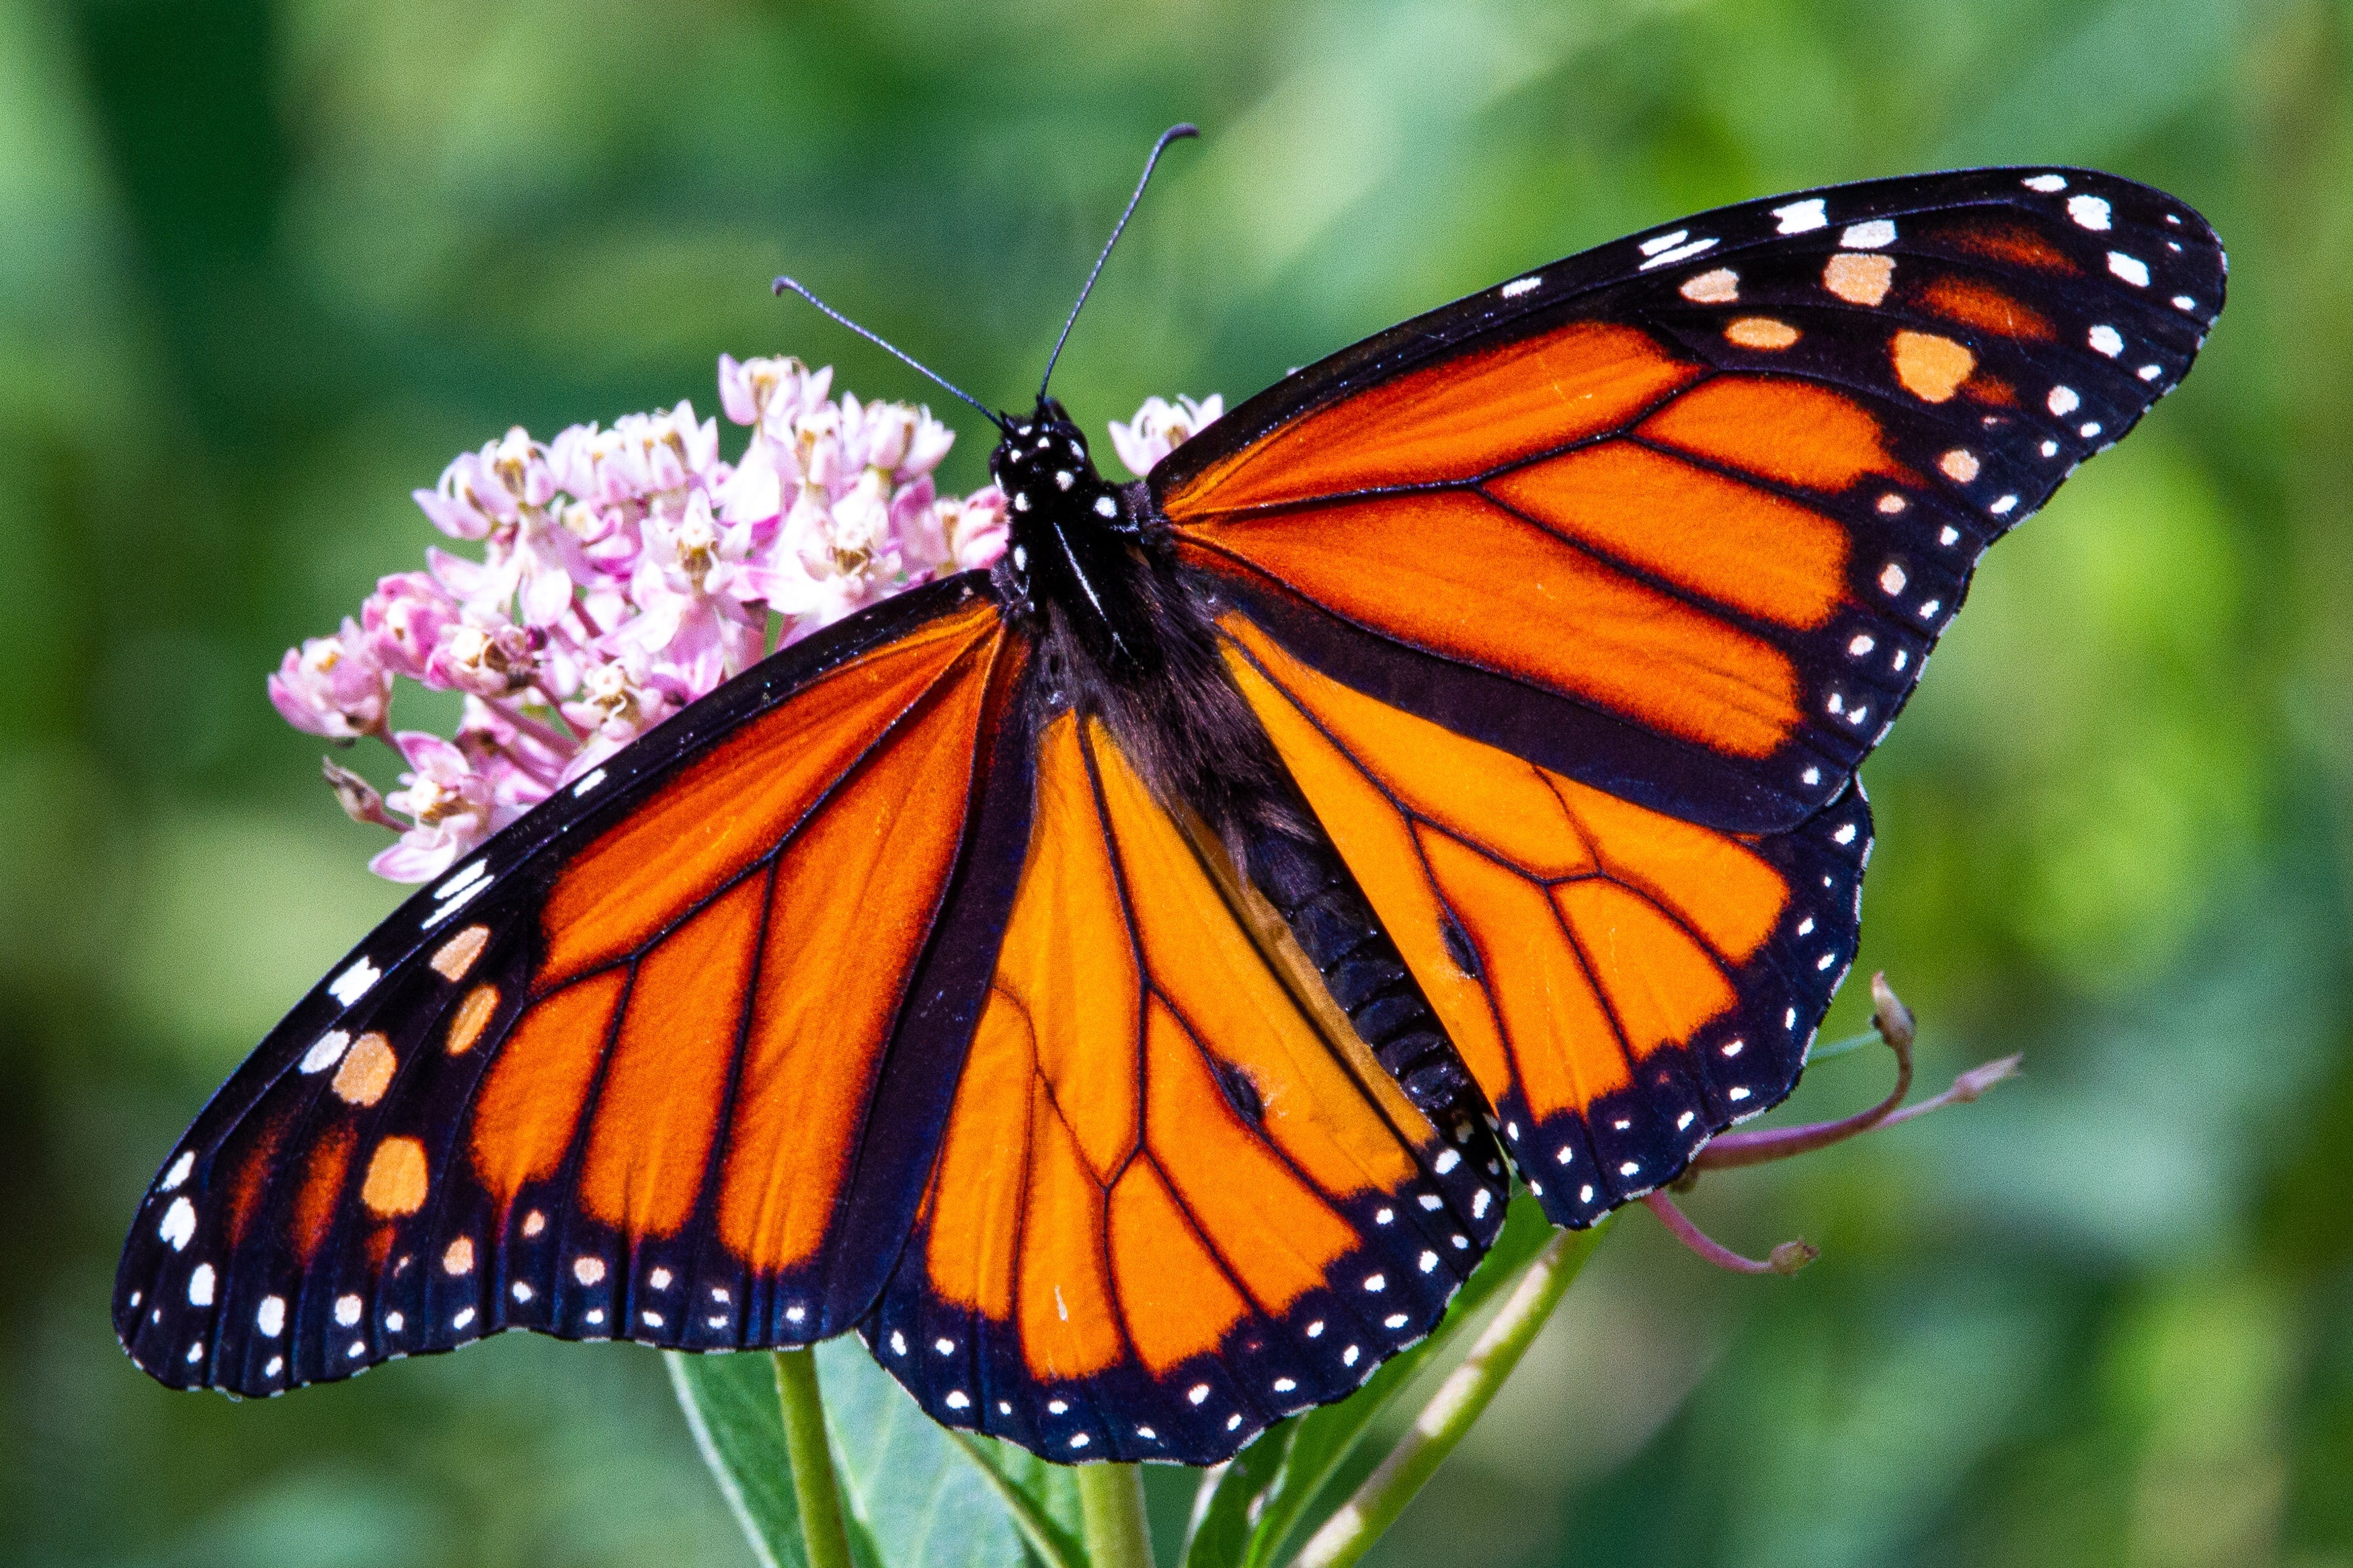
1039,122 -> 1199,399
772,276 -> 1009,432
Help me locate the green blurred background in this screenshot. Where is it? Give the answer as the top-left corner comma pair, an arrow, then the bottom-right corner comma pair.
3,0 -> 2348,1563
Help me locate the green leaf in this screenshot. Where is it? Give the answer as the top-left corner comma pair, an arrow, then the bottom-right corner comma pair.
815,1339 -> 1037,1568
669,1351 -> 810,1568
1180,1423 -> 1295,1568
943,1430 -> 1089,1568
1238,1196 -> 1562,1568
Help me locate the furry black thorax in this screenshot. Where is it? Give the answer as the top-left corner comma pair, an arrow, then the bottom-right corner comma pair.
986,396 -> 1307,855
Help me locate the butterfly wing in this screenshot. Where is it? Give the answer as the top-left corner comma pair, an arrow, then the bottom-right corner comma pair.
1158,167 -> 2223,1224
1158,167 -> 2224,834
862,712 -> 1508,1464
116,578 -> 1035,1394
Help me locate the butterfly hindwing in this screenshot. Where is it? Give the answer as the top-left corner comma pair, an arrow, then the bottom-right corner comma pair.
116,579 -> 1029,1395
1159,166 -> 2224,835
1222,617 -> 1868,1226
864,712 -> 1509,1464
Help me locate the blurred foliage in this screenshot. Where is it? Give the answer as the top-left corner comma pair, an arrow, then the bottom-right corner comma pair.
1,0 -> 2347,1565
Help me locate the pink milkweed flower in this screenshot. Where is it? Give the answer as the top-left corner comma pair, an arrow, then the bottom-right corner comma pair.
360,572 -> 463,679
611,491 -> 772,695
718,354 -> 832,435
369,731 -> 496,882
938,486 -> 1011,571
560,653 -> 681,784
424,615 -> 543,699
610,401 -> 723,499
452,696 -> 565,815
1109,393 -> 1223,478
268,620 -> 391,740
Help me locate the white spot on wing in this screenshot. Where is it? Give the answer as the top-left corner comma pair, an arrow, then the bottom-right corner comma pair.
188,1263 -> 215,1305
2023,173 -> 2068,193
2108,252 -> 2150,287
1840,219 -> 1896,248
1638,229 -> 1690,256
301,1030 -> 350,1074
1773,198 -> 1827,234
328,958 -> 381,1006
1501,275 -> 1542,299
2068,194 -> 2112,231
571,768 -> 607,797
159,1197 -> 196,1250
258,1296 -> 285,1337
1640,237 -> 1718,270
160,1151 -> 194,1192
2048,386 -> 2081,416
2088,324 -> 2123,356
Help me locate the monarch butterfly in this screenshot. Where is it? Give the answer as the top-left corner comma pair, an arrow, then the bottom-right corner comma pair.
117,132 -> 2223,1467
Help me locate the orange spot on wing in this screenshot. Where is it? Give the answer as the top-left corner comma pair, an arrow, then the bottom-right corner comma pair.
539,604 -> 996,984
715,651 -> 995,1273
430,924 -> 490,981
331,1032 -> 396,1106
1724,317 -> 1800,349
1486,442 -> 1849,630
225,1119 -> 284,1246
1109,1158 -> 1250,1373
290,1123 -> 355,1263
362,1136 -> 430,1216
1164,323 -> 1700,516
469,968 -> 629,1209
1942,220 -> 2080,274
1917,276 -> 2057,340
580,870 -> 766,1240
1892,330 -> 1977,403
1642,377 -> 1907,493
1185,491 -> 1802,759
1823,253 -> 1895,306
446,984 -> 498,1055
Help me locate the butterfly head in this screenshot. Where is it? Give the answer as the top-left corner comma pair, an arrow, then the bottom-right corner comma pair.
990,397 -> 1154,669
990,397 -> 1130,534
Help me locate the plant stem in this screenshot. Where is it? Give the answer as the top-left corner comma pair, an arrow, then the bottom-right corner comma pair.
1291,1227 -> 1601,1568
1077,1462 -> 1156,1568
772,1348 -> 856,1568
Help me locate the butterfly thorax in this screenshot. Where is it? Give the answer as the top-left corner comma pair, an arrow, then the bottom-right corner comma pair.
987,397 -> 1160,674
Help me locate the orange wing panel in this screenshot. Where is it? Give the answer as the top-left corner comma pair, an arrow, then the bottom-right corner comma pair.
1162,322 -> 1700,515
471,967 -> 629,1210
713,641 -> 998,1273
539,602 -> 997,983
1636,377 -> 1907,492
1188,491 -> 1803,758
578,870 -> 766,1239
1484,443 -> 1849,630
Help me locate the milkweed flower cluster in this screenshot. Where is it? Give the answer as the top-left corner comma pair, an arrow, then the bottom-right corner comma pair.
269,356 -> 1220,883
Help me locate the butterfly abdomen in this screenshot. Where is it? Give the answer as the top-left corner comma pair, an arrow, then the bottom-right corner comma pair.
1241,825 -> 1475,1120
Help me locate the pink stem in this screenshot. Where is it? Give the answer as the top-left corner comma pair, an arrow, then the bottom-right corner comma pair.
1642,1192 -> 1814,1275
493,692 -> 586,749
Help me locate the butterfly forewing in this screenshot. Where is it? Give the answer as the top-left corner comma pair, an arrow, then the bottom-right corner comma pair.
116,579 -> 1029,1395
1160,166 -> 2225,835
